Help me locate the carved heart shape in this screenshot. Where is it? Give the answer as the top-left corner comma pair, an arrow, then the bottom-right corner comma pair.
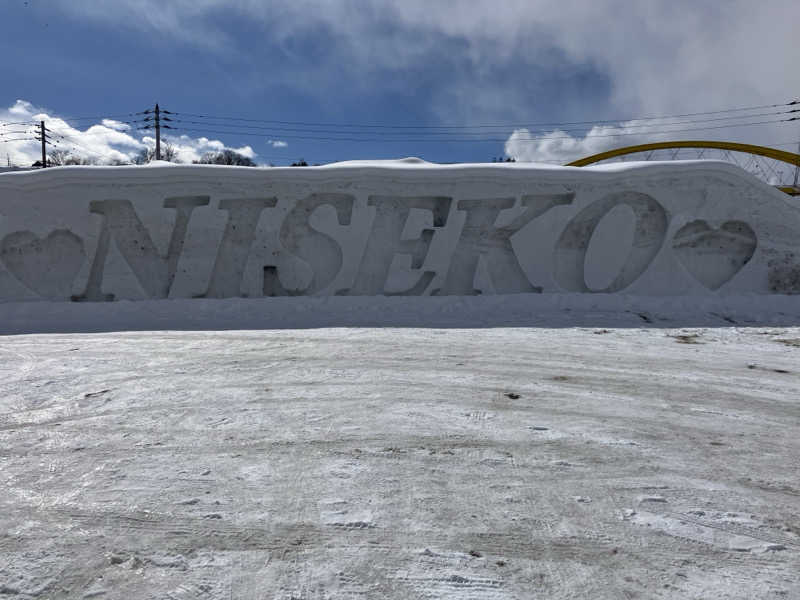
672,220 -> 757,290
1,230 -> 86,299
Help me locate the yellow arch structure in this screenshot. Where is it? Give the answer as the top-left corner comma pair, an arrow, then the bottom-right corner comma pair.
565,140 -> 800,195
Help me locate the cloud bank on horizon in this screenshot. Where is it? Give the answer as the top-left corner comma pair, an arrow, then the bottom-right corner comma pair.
1,0 -> 798,166
1,100 -> 257,166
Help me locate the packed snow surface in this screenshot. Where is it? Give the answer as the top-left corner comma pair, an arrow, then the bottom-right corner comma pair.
2,321 -> 799,598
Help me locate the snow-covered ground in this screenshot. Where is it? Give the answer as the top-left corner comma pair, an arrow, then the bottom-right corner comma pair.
3,293 -> 800,335
2,317 -> 799,598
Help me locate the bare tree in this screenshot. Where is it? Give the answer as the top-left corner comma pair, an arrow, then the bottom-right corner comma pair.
133,142 -> 179,164
47,149 -> 70,166
47,149 -> 95,166
64,155 -> 95,165
194,149 -> 257,166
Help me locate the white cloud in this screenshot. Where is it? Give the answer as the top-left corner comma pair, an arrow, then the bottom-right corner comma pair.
268,139 -> 288,148
506,122 -> 670,164
504,116 -> 796,164
101,119 -> 131,131
7,99 -> 36,118
166,134 -> 256,163
0,100 -> 259,166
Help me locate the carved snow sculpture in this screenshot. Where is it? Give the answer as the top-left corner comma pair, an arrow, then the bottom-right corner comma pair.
1,229 -> 85,300
672,220 -> 757,291
0,160 -> 797,302
554,191 -> 668,293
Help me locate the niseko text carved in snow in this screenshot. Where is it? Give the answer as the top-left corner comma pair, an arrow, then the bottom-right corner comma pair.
0,188 -> 761,301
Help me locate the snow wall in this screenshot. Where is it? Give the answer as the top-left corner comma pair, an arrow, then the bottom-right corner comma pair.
0,159 -> 799,303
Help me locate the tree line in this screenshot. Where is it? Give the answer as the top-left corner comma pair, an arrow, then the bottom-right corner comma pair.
42,143 -> 257,167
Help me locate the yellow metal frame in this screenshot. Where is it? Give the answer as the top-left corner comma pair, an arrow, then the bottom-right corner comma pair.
565,140 -> 800,195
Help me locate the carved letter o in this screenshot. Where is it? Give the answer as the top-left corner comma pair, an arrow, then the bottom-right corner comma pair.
554,191 -> 668,293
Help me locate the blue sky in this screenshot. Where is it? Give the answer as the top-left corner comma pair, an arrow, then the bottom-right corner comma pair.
1,0 -> 798,166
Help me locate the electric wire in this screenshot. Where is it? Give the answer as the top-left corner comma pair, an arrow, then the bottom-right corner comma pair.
164,109 -> 795,138
169,99 -> 798,130
167,117 -> 792,143
35,112 -> 146,122
47,132 -> 113,160
2,97 -> 797,134
0,120 -> 39,127
0,131 -> 36,138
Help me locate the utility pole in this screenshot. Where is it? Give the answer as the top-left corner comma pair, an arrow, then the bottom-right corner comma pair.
141,103 -> 173,162
793,139 -> 800,190
35,121 -> 47,168
154,103 -> 161,161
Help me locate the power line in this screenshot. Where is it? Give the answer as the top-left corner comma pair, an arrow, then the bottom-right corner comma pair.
41,122 -> 147,138
2,97 -> 796,141
3,97 -> 796,149
5,101 -> 796,168
3,98 -> 796,133
168,117 -> 792,144
167,109 -> 797,138
47,132 -> 110,160
170,99 -> 798,130
0,113 -> 144,130
33,112 -> 145,122
0,120 -> 39,127
0,131 -> 36,138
